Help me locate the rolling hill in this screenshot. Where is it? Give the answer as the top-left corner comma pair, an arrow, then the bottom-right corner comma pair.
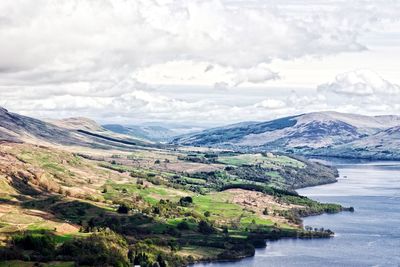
0,107 -> 151,149
173,111 -> 400,159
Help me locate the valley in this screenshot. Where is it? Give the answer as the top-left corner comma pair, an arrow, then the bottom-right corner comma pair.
0,108 -> 348,267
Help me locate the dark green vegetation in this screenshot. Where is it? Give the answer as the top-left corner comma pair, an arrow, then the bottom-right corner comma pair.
176,152 -> 338,190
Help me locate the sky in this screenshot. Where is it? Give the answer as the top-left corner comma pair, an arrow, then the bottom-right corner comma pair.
1,0 -> 400,126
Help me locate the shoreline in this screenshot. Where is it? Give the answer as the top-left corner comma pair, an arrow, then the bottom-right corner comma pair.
191,176 -> 349,266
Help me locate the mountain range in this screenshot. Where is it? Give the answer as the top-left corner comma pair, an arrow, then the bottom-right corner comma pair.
172,111 -> 400,160
1,107 -> 399,159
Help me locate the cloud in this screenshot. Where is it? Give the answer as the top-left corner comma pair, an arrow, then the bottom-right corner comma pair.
317,69 -> 400,96
1,0 -> 400,124
232,65 -> 280,86
213,82 -> 229,91
0,0 -> 384,88
204,64 -> 214,72
254,98 -> 287,109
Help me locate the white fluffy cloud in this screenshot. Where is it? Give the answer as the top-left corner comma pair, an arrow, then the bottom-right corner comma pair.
317,70 -> 400,96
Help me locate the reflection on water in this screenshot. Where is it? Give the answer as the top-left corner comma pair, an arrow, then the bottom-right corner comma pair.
195,161 -> 400,267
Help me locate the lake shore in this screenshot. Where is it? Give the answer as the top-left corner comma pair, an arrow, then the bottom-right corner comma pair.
194,160 -> 400,267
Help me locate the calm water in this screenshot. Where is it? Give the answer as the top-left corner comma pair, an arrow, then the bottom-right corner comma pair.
195,161 -> 400,267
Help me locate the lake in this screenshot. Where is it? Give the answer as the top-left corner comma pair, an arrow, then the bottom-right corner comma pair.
195,160 -> 400,267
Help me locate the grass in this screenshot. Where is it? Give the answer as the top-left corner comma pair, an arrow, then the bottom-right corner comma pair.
177,245 -> 224,260
17,149 -> 76,175
193,192 -> 266,226
103,181 -> 188,205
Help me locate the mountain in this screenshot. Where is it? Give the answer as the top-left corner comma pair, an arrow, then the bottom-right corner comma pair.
0,107 -> 89,145
173,111 -> 400,159
103,123 -> 204,142
47,117 -> 104,132
324,125 -> 400,159
0,107 -> 151,149
103,124 -> 176,142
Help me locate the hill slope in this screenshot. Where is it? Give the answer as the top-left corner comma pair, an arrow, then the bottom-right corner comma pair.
323,125 -> 400,159
173,111 -> 400,159
0,107 -> 89,146
0,108 -> 151,149
103,124 -> 176,142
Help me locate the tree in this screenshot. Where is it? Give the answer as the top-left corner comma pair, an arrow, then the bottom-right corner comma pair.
59,228 -> 129,266
179,196 -> 193,207
157,254 -> 167,267
263,208 -> 269,215
117,203 -> 131,214
177,221 -> 190,230
198,220 -> 215,235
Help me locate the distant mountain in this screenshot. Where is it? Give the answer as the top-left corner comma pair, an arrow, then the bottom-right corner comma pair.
103,123 -> 204,142
103,124 -> 175,142
172,111 -> 400,159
